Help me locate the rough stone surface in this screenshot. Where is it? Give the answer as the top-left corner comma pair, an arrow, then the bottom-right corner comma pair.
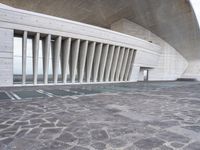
0,81 -> 200,149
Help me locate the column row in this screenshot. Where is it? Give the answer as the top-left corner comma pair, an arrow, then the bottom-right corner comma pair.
14,31 -> 136,85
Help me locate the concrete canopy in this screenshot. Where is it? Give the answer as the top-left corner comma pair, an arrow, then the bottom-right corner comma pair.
0,0 -> 199,61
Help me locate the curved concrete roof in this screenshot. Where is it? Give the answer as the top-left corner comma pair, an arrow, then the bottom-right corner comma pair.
0,0 -> 199,61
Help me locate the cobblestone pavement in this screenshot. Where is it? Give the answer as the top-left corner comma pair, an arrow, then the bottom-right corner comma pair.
0,81 -> 200,150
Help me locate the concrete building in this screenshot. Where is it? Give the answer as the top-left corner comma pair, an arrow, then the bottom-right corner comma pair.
0,0 -> 199,86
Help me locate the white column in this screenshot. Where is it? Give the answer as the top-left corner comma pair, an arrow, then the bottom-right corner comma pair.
79,40 -> 88,83
120,48 -> 130,81
99,44 -> 109,82
128,50 -> 137,81
86,42 -> 96,82
62,38 -> 71,84
43,34 -> 51,84
53,36 -> 62,84
110,46 -> 120,82
115,47 -> 125,81
104,45 -> 115,82
124,49 -> 134,81
33,33 -> 40,85
22,31 -> 27,85
71,39 -> 80,83
92,43 -> 103,82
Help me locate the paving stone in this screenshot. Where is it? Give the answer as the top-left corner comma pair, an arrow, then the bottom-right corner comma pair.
183,126 -> 200,133
90,129 -> 109,141
157,131 -> 190,143
40,123 -> 55,128
43,128 -> 62,134
69,146 -> 90,150
30,118 -> 46,124
91,142 -> 106,150
56,132 -> 77,143
183,142 -> 200,150
41,141 -> 72,150
0,92 -> 11,100
0,124 -> 9,129
134,137 -> 164,149
15,129 -> 29,138
170,142 -> 184,148
108,138 -> 127,148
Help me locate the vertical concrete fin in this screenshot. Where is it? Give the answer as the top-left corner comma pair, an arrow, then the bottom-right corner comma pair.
128,50 -> 137,81
99,44 -> 109,82
124,49 -> 134,81
71,39 -> 80,83
120,48 -> 130,81
62,38 -> 71,84
53,36 -> 62,84
86,41 -> 96,82
79,40 -> 88,83
115,47 -> 125,81
43,34 -> 51,84
33,32 -> 40,85
104,45 -> 115,82
110,46 -> 120,82
93,43 -> 103,82
22,31 -> 27,85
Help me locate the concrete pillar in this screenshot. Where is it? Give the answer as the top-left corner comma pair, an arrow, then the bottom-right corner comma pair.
33,33 -> 40,85
124,49 -> 134,81
120,48 -> 129,81
79,40 -> 88,83
71,39 -> 80,83
128,50 -> 137,81
43,34 -> 51,84
62,38 -> 71,84
115,47 -> 125,81
92,43 -> 103,82
86,42 -> 96,82
104,45 -> 115,82
99,44 -> 109,82
110,46 -> 120,82
53,36 -> 62,84
22,31 -> 27,85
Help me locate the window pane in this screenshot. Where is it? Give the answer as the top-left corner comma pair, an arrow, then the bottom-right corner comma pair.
13,37 -> 22,84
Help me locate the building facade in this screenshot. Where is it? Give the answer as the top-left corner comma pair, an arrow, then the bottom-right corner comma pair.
0,0 -> 199,86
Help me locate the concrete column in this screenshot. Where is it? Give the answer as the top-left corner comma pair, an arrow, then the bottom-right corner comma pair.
43,34 -> 51,84
22,31 -> 27,85
120,48 -> 129,81
53,36 -> 62,84
71,39 -> 80,83
79,40 -> 88,83
99,44 -> 109,82
92,43 -> 103,82
62,38 -> 71,84
33,33 -> 40,85
86,42 -> 96,82
128,50 -> 137,81
104,45 -> 115,82
124,49 -> 134,81
115,47 -> 125,81
110,46 -> 120,82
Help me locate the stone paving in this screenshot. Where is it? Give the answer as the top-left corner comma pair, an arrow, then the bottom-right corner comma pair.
0,81 -> 200,150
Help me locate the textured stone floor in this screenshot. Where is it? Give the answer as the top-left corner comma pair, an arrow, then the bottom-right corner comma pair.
0,81 -> 200,150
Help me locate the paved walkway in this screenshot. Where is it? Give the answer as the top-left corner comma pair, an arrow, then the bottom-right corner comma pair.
0,81 -> 200,150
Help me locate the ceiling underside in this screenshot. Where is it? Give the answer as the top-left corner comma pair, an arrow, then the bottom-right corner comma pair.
0,0 -> 199,61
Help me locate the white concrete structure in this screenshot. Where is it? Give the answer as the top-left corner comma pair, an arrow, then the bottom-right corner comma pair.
0,1 -> 199,86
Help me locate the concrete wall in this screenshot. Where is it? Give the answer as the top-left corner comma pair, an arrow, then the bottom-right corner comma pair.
0,28 -> 13,86
111,19 -> 188,81
0,4 -> 161,86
